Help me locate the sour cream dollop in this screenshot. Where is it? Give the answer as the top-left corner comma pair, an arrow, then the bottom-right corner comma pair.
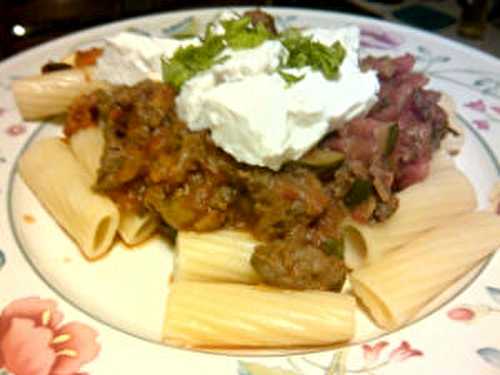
94,32 -> 200,85
176,26 -> 380,170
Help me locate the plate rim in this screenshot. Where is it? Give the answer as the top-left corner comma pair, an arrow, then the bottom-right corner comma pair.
1,6 -> 500,373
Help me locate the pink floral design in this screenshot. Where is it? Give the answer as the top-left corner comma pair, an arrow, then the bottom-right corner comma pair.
362,341 -> 389,366
465,99 -> 487,112
388,341 -> 423,362
5,124 -> 26,137
281,340 -> 424,374
448,307 -> 475,321
448,287 -> 500,325
492,106 -> 500,115
0,297 -> 100,375
473,119 -> 490,130
360,27 -> 404,50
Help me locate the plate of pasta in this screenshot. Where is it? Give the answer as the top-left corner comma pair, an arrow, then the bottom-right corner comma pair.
2,6 -> 500,375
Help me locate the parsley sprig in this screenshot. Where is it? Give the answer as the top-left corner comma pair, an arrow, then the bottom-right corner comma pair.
162,16 -> 346,90
162,16 -> 271,90
279,29 -> 346,80
162,31 -> 226,90
221,16 -> 273,50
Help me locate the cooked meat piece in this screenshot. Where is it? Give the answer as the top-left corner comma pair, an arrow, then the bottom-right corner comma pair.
95,81 -> 177,190
251,239 -> 347,291
242,167 -> 329,241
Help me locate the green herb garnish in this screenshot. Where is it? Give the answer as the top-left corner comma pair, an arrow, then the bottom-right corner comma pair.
280,29 -> 346,80
322,237 -> 344,259
162,32 -> 226,90
162,15 -> 346,90
222,16 -> 273,50
344,179 -> 373,207
278,70 -> 305,86
163,16 -> 272,90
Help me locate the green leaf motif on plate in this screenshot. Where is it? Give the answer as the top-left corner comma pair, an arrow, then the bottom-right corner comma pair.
238,361 -> 297,375
0,250 -> 5,270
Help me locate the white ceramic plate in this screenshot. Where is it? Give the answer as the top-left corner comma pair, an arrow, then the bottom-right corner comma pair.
2,7 -> 500,375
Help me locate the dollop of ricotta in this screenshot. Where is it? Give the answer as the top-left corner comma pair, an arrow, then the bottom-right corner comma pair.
95,32 -> 200,85
176,26 -> 380,170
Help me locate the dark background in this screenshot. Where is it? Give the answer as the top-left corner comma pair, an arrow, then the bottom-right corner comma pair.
1,0 -> 499,59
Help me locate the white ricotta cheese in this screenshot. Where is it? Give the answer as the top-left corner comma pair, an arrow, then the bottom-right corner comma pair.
94,32 -> 200,85
176,26 -> 380,170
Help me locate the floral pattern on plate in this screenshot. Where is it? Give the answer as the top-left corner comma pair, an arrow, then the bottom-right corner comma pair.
448,286 -> 500,323
239,341 -> 423,375
359,27 -> 404,50
0,297 -> 100,375
0,7 -> 499,375
462,99 -> 500,131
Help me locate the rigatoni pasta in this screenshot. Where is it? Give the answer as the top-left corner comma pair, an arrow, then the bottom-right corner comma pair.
163,282 -> 355,348
68,126 -> 104,181
343,164 -> 477,268
18,138 -> 119,259
118,211 -> 159,246
175,230 -> 260,283
68,126 -> 158,245
12,67 -> 105,120
350,211 -> 500,330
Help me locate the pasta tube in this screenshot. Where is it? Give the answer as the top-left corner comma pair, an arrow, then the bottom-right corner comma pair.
343,164 -> 476,268
68,126 -> 104,181
175,230 -> 260,283
12,67 -> 105,120
68,126 -> 158,245
19,138 -> 119,259
118,211 -> 158,246
350,211 -> 500,330
163,282 -> 355,348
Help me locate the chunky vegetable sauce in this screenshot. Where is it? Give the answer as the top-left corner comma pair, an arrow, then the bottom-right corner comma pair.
64,14 -> 449,291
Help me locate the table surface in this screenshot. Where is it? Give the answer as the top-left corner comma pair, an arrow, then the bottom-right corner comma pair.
352,0 -> 500,57
1,0 -> 499,60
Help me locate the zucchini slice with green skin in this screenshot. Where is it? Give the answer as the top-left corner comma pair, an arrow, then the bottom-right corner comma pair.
296,148 -> 345,169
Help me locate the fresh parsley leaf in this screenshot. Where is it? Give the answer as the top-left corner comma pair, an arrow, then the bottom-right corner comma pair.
162,14 -> 346,90
163,16 -> 273,89
222,16 -> 273,50
162,34 -> 225,90
280,29 -> 346,81
278,70 -> 305,86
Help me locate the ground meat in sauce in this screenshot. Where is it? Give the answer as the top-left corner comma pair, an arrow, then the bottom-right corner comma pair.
252,239 -> 346,291
64,50 -> 449,291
